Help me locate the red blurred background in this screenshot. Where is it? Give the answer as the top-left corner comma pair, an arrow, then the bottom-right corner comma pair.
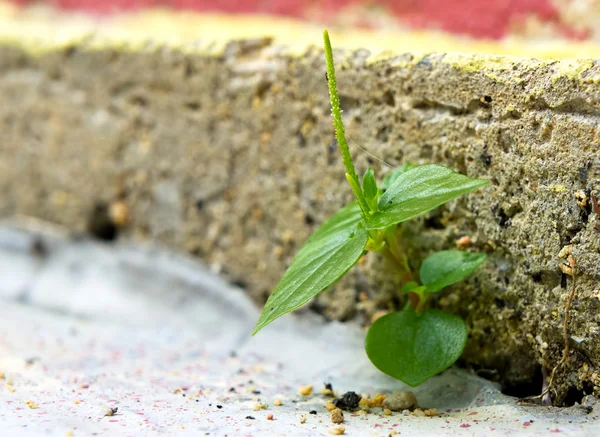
6,0 -> 590,40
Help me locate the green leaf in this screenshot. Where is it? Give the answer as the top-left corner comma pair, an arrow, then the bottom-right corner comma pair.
380,163 -> 416,190
401,281 -> 420,294
362,168 -> 378,203
253,202 -> 368,335
420,250 -> 487,293
365,308 -> 467,386
308,201 -> 362,242
366,165 -> 489,230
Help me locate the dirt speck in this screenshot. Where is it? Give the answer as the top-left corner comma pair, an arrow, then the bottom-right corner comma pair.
253,402 -> 267,411
298,385 -> 313,396
413,408 -> 426,417
425,408 -> 439,417
334,391 -> 362,411
456,235 -> 472,248
331,408 -> 344,424
24,400 -> 38,409
273,399 -> 282,407
328,425 -> 346,435
321,382 -> 335,396
102,406 -> 118,417
369,393 -> 386,407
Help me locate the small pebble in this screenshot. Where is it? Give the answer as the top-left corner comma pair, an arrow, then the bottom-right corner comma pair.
216,405 -> 223,409
389,431 -> 398,436
300,416 -> 307,424
325,401 -> 336,411
384,408 -> 392,416
356,409 -> 368,415
456,235 -> 472,248
246,416 -> 255,420
425,408 -> 439,417
328,425 -> 346,435
383,391 -> 418,411
0,371 -> 4,380
369,393 -> 386,407
65,432 -> 74,437
273,399 -> 283,407
309,410 -> 317,415
102,406 -> 118,417
266,413 -> 274,420
331,408 -> 344,424
413,408 -> 426,417
298,385 -> 313,396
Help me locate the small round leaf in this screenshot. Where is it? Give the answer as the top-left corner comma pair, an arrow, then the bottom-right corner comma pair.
365,308 -> 467,386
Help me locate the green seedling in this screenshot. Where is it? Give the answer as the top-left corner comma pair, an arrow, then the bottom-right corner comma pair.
252,30 -> 490,387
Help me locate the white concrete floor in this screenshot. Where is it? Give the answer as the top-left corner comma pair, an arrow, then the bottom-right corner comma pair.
0,223 -> 598,436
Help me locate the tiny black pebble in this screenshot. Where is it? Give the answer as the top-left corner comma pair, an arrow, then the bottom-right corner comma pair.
209,403 -> 212,406
324,382 -> 333,391
217,405 -> 223,409
196,399 -> 199,402
309,410 -> 317,415
87,202 -> 118,242
252,390 -> 261,395
182,394 -> 186,397
248,379 -> 254,384
246,416 -> 255,420
229,387 -> 236,392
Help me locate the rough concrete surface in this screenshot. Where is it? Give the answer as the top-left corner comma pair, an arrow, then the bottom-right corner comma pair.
0,8 -> 599,405
1,223 -> 599,436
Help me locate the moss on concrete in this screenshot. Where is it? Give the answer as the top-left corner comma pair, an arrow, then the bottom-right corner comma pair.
0,8 -> 599,405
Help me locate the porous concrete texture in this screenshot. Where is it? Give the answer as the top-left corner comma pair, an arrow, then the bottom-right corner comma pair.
0,7 -> 599,405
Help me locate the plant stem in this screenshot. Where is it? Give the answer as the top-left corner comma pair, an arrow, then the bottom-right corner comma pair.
323,30 -> 370,216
